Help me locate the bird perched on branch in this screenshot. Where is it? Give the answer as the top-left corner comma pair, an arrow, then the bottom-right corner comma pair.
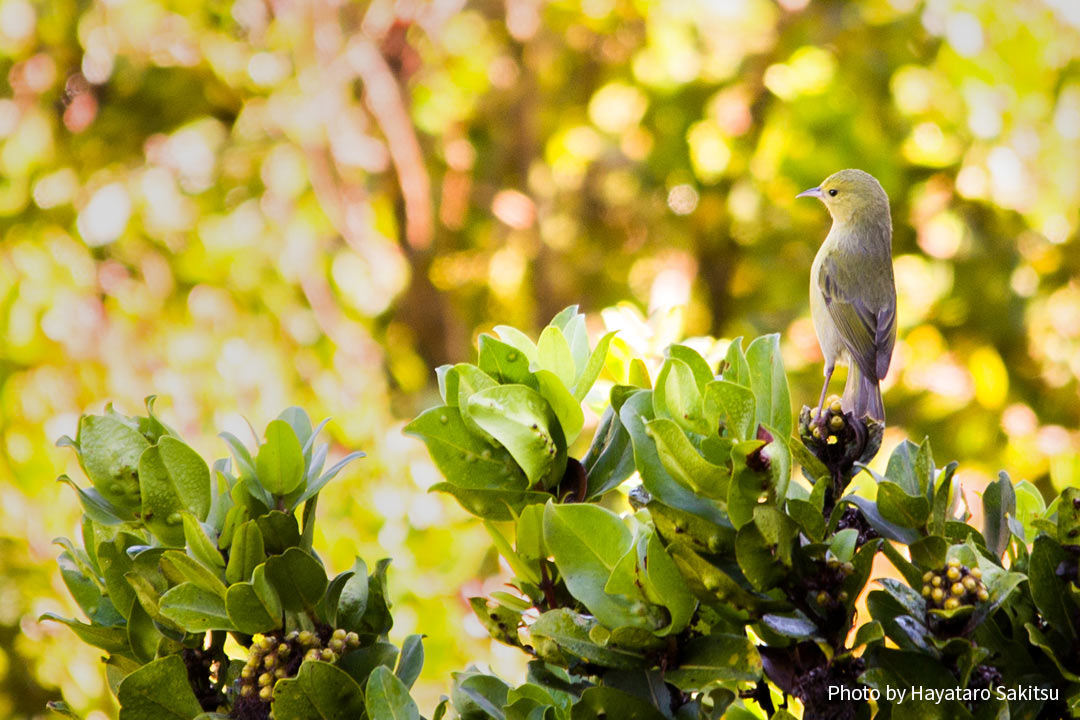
797,169 -> 896,423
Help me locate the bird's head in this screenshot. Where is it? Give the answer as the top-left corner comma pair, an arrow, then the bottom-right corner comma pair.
797,169 -> 890,225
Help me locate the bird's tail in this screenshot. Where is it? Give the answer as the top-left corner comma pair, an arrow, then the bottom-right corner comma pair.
843,364 -> 885,422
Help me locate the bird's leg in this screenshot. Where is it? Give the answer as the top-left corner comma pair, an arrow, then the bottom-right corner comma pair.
815,365 -> 834,430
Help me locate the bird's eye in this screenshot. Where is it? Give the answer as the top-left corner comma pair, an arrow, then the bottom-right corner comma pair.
828,189 -> 838,197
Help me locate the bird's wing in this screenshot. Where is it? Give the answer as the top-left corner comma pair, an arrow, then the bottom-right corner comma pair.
818,255 -> 894,381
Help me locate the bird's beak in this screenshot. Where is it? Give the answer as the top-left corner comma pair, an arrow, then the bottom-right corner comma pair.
796,187 -> 823,199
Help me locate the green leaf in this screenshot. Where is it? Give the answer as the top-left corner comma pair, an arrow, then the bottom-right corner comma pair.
494,325 -> 539,363
219,431 -> 257,482
666,344 -> 714,389
721,337 -> 750,387
161,550 -> 227,598
620,391 -> 728,526
159,582 -> 231,632
334,557 -> 369,631
429,483 -> 551,521
479,334 -> 536,386
77,414 -> 150,512
571,687 -> 667,720
97,535 -> 138,621
257,510 -> 301,554
182,513 -> 225,570
830,528 -> 859,563
647,501 -> 735,556
703,380 -> 755,442
876,482 -> 930,529
645,418 -> 728,498
117,656 -> 202,720
664,635 -> 763,689
1028,535 -> 1076,638
572,331 -> 615,401
581,405 -> 635,500
665,542 -> 767,613
653,357 -> 710,435
908,536 -> 947,569
786,499 -> 825,542
761,613 -> 819,640
452,671 -> 511,720
57,475 -> 131,525
225,565 -> 282,634
983,471 -> 1016,558
126,597 -> 159,664
840,495 -> 920,545
735,507 -> 796,591
745,334 -> 792,438
39,613 -> 132,656
884,440 -> 922,497
273,660 -> 367,720
404,407 -> 527,490
226,520 -> 266,584
471,596 -> 523,647
543,503 -> 641,628
537,326 -> 577,389
256,420 -> 305,496
365,666 -> 420,720
529,609 -> 647,669
929,462 -> 957,536
138,440 -> 207,545
395,634 -> 424,690
467,385 -> 567,488
641,531 -> 696,635
265,548 -> 328,612
534,369 -> 585,444
853,620 -> 885,648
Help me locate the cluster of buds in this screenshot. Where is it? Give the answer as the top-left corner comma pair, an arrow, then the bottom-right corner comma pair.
237,629 -> 361,705
798,397 -> 883,502
922,558 -> 989,612
802,396 -> 847,446
812,557 -> 855,608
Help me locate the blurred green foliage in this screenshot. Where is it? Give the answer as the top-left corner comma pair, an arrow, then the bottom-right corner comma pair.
2,0 -> 1080,716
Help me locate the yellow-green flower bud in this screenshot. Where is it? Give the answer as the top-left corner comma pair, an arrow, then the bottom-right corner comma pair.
962,576 -> 977,591
969,567 -> 982,579
931,576 -> 942,587
951,583 -> 965,596
944,597 -> 960,610
320,648 -> 335,662
259,672 -> 273,687
922,571 -> 934,582
241,685 -> 253,698
345,632 -> 360,648
259,686 -> 272,701
922,585 -> 932,597
816,591 -> 830,605
946,567 -> 961,581
977,588 -> 989,602
931,588 -> 944,602
829,415 -> 845,431
947,557 -> 961,567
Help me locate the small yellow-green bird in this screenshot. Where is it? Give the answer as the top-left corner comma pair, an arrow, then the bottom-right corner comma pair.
797,169 -> 896,422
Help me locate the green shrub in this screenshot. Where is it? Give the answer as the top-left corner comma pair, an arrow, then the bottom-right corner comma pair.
45,402 -> 425,719
407,307 -> 1080,720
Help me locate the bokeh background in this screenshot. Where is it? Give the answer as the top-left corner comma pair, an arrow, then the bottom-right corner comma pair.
2,0 -> 1080,716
